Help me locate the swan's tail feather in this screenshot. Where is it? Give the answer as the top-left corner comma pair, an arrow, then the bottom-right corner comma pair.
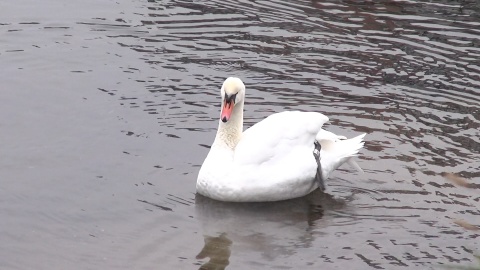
323,133 -> 365,157
316,132 -> 366,180
342,133 -> 366,157
347,157 -> 364,173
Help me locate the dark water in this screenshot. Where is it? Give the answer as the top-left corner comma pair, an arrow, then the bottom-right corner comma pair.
1,0 -> 479,269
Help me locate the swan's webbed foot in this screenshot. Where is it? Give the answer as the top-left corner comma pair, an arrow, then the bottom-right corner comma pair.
313,141 -> 326,192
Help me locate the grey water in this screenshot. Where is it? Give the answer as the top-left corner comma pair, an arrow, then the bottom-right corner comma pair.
1,0 -> 479,269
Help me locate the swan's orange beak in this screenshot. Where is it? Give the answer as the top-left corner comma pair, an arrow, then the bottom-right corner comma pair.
221,100 -> 234,123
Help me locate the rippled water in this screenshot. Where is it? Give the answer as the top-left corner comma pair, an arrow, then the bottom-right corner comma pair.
1,0 -> 479,269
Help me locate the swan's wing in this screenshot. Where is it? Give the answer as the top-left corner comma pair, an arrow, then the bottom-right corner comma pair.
234,111 -> 329,167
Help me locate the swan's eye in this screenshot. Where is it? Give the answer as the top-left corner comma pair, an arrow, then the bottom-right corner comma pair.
224,93 -> 237,104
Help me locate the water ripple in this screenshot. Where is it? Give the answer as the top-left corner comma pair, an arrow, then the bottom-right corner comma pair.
2,0 -> 479,269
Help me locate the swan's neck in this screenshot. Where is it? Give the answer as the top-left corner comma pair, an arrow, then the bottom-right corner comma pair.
213,101 -> 244,150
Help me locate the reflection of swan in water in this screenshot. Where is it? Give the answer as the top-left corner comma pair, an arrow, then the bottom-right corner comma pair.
194,190 -> 346,269
196,233 -> 232,270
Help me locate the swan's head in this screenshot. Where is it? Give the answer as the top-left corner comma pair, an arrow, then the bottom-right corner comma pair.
220,77 -> 245,123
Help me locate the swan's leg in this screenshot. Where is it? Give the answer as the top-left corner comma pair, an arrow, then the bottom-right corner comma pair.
313,141 -> 325,191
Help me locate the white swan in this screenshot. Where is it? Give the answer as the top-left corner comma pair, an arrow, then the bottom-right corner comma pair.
197,77 -> 366,202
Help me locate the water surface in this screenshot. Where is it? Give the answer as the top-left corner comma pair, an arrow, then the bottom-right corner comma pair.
1,0 -> 479,269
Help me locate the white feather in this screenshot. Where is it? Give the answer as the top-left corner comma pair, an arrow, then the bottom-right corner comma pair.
197,78 -> 366,202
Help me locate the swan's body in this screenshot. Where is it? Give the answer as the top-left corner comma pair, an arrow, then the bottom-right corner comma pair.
197,77 -> 365,202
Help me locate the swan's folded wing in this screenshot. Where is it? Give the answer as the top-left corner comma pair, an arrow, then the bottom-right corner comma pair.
233,111 -> 329,167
